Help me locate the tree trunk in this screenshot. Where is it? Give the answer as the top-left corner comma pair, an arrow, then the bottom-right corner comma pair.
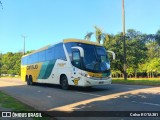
134,69 -> 137,78
149,72 -> 151,78
152,71 -> 154,78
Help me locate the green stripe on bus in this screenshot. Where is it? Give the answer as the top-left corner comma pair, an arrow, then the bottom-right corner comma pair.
102,72 -> 111,77
38,60 -> 56,79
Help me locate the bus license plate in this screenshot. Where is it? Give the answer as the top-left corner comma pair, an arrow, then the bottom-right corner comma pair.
99,81 -> 104,84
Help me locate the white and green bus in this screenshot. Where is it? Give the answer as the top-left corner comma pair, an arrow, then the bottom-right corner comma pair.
21,38 -> 115,89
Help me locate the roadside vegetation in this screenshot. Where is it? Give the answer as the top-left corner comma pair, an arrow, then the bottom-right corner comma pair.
0,91 -> 50,120
112,78 -> 160,86
0,91 -> 32,111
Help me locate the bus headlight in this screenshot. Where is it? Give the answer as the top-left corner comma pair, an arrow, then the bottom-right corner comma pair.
80,72 -> 91,78
86,74 -> 91,78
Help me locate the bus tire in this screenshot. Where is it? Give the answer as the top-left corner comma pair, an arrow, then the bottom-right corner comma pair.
26,76 -> 30,85
60,75 -> 69,90
29,75 -> 34,86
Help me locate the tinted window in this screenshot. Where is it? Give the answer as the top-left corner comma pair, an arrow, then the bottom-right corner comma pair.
54,43 -> 66,60
22,57 -> 27,65
33,53 -> 38,63
65,42 -> 110,73
65,42 -> 77,59
27,55 -> 31,64
96,47 -> 106,56
73,51 -> 80,60
72,51 -> 81,68
38,51 -> 46,62
46,47 -> 54,61
22,57 -> 26,65
22,43 -> 66,65
83,45 -> 97,66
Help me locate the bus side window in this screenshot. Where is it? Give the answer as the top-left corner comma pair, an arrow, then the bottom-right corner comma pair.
33,53 -> 38,63
26,56 -> 28,65
46,48 -> 54,61
28,55 -> 33,64
39,51 -> 46,62
52,47 -> 55,60
54,43 -> 66,60
72,51 -> 81,68
22,57 -> 26,65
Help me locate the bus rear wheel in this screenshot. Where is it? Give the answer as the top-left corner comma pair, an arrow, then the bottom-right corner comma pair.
26,76 -> 30,85
27,75 -> 34,86
60,76 -> 69,90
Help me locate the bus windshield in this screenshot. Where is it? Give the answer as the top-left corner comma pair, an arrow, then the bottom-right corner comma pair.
81,44 -> 110,72
65,42 -> 110,73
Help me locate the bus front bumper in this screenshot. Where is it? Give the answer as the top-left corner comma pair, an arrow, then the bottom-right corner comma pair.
83,77 -> 112,87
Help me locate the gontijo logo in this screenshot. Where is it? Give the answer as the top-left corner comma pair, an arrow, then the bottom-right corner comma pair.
27,64 -> 38,70
72,77 -> 80,85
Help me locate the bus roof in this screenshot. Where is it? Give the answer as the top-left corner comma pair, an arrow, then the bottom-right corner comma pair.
22,38 -> 102,58
63,38 -> 102,46
22,44 -> 51,58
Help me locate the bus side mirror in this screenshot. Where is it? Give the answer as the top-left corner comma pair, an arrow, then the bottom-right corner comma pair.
107,50 -> 115,60
71,46 -> 84,57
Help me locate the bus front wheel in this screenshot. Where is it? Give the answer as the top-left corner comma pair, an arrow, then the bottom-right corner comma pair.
60,75 -> 69,90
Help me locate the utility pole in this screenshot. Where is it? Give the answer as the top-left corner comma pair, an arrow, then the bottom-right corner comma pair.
0,2 -> 3,77
21,35 -> 26,55
122,0 -> 127,79
0,51 -> 2,77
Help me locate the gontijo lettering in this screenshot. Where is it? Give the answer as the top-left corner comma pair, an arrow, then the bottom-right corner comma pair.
27,65 -> 38,70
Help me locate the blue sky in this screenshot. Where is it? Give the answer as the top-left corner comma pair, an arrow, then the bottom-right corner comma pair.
0,0 -> 160,53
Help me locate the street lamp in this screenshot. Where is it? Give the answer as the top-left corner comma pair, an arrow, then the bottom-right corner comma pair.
122,0 -> 127,79
21,35 -> 26,55
0,51 -> 2,77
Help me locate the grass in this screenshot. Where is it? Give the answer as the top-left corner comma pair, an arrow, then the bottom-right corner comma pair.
0,91 -> 51,120
112,78 -> 160,86
0,76 -> 21,78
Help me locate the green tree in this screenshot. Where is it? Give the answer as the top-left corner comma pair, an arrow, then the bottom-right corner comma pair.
144,58 -> 160,78
84,32 -> 94,41
126,29 -> 148,78
0,53 -> 2,76
1,52 -> 23,75
155,29 -> 160,46
84,26 -> 104,43
94,26 -> 103,43
104,33 -> 124,77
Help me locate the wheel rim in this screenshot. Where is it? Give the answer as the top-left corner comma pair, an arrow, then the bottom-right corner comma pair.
27,79 -> 30,85
62,79 -> 67,87
61,77 -> 68,89
29,77 -> 32,85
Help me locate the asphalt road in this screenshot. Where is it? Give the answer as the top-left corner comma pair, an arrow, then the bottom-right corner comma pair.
0,78 -> 160,120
